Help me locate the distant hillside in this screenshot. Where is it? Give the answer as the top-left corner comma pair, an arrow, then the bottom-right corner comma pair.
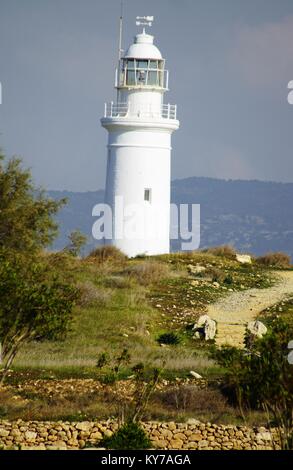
48,177 -> 293,259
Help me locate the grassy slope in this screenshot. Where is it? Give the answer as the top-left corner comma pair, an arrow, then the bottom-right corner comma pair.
2,249 -> 286,425
14,250 -> 274,378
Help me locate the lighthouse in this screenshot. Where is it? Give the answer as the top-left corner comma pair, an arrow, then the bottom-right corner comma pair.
101,17 -> 179,257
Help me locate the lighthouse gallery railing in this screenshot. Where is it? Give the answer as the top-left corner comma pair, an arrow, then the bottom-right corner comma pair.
104,102 -> 177,120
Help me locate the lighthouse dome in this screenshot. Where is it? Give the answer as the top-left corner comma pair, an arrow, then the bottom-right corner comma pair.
124,32 -> 162,59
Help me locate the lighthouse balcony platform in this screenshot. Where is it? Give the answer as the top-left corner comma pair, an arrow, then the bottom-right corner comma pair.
103,102 -> 177,120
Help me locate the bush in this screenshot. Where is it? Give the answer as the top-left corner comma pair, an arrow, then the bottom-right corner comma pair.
88,245 -> 127,264
76,281 -> 112,307
155,385 -> 229,415
256,252 -> 291,269
204,245 -> 236,260
100,421 -> 151,450
157,332 -> 181,345
124,261 -> 170,285
204,267 -> 226,283
102,275 -> 133,289
213,318 -> 293,449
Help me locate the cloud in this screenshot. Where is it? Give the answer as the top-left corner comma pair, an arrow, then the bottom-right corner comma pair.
228,16 -> 293,90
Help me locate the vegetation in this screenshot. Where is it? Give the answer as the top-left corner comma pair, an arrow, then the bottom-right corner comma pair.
88,245 -> 127,264
0,249 -> 78,383
0,153 -> 65,253
63,229 -> 87,257
0,154 -> 77,382
202,245 -> 237,260
100,421 -> 151,450
213,318 -> 293,449
1,152 -> 292,444
157,332 -> 181,345
256,252 -> 291,269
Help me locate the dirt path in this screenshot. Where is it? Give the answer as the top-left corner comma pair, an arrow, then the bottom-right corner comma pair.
207,271 -> 293,348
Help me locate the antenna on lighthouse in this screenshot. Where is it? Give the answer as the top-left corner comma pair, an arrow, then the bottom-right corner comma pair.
136,15 -> 154,33
118,1 -> 124,61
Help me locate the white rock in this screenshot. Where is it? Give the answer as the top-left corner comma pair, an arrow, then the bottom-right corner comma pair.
236,254 -> 252,264
186,418 -> 201,425
190,371 -> 202,379
194,315 -> 211,328
193,315 -> 217,340
75,422 -> 92,432
256,432 -> 272,441
24,431 -> 37,441
247,320 -> 267,338
188,264 -> 206,274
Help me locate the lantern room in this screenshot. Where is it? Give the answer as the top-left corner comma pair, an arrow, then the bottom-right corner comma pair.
115,32 -> 169,90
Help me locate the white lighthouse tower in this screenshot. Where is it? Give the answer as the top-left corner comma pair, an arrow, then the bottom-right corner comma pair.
101,16 -> 179,257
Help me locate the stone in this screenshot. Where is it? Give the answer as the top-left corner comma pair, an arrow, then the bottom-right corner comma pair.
193,315 -> 217,340
247,320 -> 267,339
76,422 -> 92,432
167,422 -> 177,431
90,431 -> 103,440
189,371 -> 202,379
173,433 -> 186,441
155,439 -> 168,449
236,254 -> 252,264
189,434 -> 202,441
186,418 -> 201,425
170,439 -> 183,449
256,432 -> 272,442
160,429 -> 173,439
24,431 -> 37,442
198,440 -> 209,448
0,429 -> 10,437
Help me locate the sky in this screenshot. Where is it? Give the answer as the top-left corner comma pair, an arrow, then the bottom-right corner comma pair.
0,0 -> 293,191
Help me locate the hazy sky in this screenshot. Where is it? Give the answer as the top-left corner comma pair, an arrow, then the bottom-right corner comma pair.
1,0 -> 293,191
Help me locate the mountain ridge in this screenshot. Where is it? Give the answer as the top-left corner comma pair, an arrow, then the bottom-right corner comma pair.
48,176 -> 293,259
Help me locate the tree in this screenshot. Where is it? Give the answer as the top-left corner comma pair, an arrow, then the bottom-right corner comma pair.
0,249 -> 78,383
63,229 -> 87,257
213,318 -> 293,449
0,153 -> 66,253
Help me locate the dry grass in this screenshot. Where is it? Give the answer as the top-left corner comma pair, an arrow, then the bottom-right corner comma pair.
124,261 -> 171,285
76,281 -> 113,307
203,245 -> 237,260
203,266 -> 226,283
256,252 -> 291,269
87,245 -> 127,264
154,385 -> 229,414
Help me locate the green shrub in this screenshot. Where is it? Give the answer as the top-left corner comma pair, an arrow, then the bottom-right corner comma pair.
100,421 -> 151,450
157,332 -> 181,345
213,318 -> 293,449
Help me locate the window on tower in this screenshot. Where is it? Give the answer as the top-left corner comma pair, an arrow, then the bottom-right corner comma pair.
144,188 -> 152,203
121,59 -> 165,88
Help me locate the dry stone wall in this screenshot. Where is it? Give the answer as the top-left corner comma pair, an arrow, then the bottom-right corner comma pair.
0,419 -> 279,450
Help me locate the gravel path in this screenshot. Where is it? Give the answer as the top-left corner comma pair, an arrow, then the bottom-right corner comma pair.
207,271 -> 293,348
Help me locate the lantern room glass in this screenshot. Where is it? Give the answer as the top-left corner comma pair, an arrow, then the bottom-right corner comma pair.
122,59 -> 164,88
